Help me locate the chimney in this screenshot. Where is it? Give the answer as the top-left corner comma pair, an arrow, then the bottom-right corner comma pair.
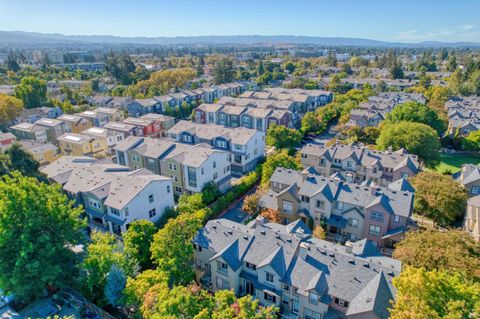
387,146 -> 393,153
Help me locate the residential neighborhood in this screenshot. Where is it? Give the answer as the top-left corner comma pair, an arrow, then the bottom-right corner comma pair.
0,2 -> 479,318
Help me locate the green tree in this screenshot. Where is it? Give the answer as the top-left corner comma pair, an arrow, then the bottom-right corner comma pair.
390,63 -> 404,79
2,143 -> 48,182
261,150 -> 300,186
301,112 -> 322,134
390,267 -> 480,319
411,171 -> 468,227
177,193 -> 206,214
377,122 -> 441,167
385,101 -> 447,135
150,209 -> 207,285
81,231 -> 132,304
446,54 -> 458,72
0,173 -> 84,299
462,130 -> 480,151
124,220 -> 157,271
104,265 -> 127,306
15,76 -> 47,108
123,269 -> 168,308
394,229 -> 480,281
201,182 -> 220,205
257,60 -> 265,76
105,52 -> 135,85
284,61 -> 296,73
0,94 -> 23,127
266,124 -> 303,149
213,57 -> 235,85
5,52 -> 20,72
242,193 -> 261,216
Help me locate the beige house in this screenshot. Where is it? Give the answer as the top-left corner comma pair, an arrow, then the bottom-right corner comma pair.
57,114 -> 92,133
301,143 -> 419,187
19,140 -> 61,166
454,164 -> 480,197
58,133 -> 107,158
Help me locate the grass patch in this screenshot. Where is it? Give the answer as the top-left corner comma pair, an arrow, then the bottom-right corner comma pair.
434,153 -> 480,174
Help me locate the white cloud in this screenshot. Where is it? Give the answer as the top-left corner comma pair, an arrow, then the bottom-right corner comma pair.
461,24 -> 476,31
393,25 -> 479,42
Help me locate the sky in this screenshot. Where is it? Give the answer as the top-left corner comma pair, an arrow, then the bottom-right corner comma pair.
0,0 -> 479,43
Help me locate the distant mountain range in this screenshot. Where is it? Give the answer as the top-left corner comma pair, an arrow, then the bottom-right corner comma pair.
0,31 -> 479,48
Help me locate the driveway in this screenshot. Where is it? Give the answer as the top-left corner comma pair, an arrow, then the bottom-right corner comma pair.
216,188 -> 256,223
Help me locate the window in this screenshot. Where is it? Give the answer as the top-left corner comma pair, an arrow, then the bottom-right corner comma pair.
369,224 -> 381,237
216,277 -> 230,289
167,185 -> 171,193
182,134 -> 192,143
283,284 -> 289,292
171,175 -> 178,182
187,166 -> 197,188
124,208 -> 129,217
110,208 -> 120,216
213,161 -> 216,168
265,272 -> 274,283
246,262 -> 256,270
193,243 -> 202,252
371,211 -> 384,222
349,218 -> 359,228
301,195 -> 310,203
472,186 -> 480,195
316,200 -> 325,209
213,172 -> 218,179
394,215 -> 400,223
116,135 -> 123,142
133,155 -> 139,161
338,299 -> 349,307
234,144 -> 242,150
217,261 -> 228,273
217,140 -> 228,148
175,186 -> 182,193
201,168 -> 204,175
169,163 -> 177,171
309,292 -> 318,305
293,286 -> 299,296
304,308 -> 322,319
346,161 -> 352,168
148,208 -> 156,218
402,173 -> 409,179
335,201 -> 344,210
282,296 -> 289,307
264,292 -> 276,303
148,194 -> 154,203
283,201 -> 293,213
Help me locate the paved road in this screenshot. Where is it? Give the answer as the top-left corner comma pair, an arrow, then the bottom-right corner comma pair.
216,187 -> 256,223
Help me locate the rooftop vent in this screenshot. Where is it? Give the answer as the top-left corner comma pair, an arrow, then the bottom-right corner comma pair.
348,259 -> 355,264
260,230 -> 266,235
363,263 -> 370,268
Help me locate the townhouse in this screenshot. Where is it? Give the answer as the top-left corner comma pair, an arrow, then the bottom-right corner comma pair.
18,140 -> 61,165
9,122 -> 49,143
0,132 -> 16,147
106,96 -> 133,110
81,126 -> 126,155
77,107 -> 125,127
454,164 -> 480,197
41,156 -> 174,236
301,143 -> 419,187
123,117 -> 161,137
260,167 -> 414,250
57,114 -> 93,133
115,137 -> 232,196
34,117 -> 70,144
167,120 -> 265,175
445,96 -> 480,137
57,133 -> 108,157
193,217 -> 400,319
15,106 -> 62,124
127,98 -> 162,117
139,113 -> 176,137
466,196 -> 480,242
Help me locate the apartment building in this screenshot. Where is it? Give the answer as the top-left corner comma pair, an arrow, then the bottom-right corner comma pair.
260,167 -> 414,250
193,217 -> 400,319
167,121 -> 265,175
115,136 -> 232,195
300,143 -> 419,187
41,156 -> 174,236
58,133 -> 108,157
10,122 -> 48,143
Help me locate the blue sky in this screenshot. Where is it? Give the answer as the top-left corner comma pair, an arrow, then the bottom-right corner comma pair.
0,0 -> 479,43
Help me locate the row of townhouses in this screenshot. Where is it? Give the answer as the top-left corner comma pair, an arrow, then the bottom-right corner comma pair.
300,143 -> 419,187
445,96 -> 480,137
454,164 -> 480,241
88,82 -> 252,117
115,137 -> 232,196
41,156 -> 174,236
260,167 -> 415,251
346,92 -> 426,128
193,217 -> 400,319
193,88 -> 333,131
166,120 -> 265,175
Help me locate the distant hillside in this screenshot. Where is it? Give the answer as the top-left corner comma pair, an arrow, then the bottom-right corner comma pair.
0,31 -> 479,48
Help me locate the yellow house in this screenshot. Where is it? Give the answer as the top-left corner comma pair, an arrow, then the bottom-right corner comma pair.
18,140 -> 61,166
58,133 -> 107,158
57,114 -> 93,133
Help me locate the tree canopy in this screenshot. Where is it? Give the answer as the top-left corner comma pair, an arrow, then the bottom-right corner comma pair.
123,220 -> 157,271
0,173 -> 84,299
0,94 -> 23,127
1,143 -> 48,182
411,171 -> 468,227
266,124 -> 303,150
376,122 -> 441,167
14,76 -> 47,108
261,150 -> 300,186
385,101 -> 446,135
213,57 -> 235,85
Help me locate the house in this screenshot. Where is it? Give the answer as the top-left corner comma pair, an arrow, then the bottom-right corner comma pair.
57,114 -> 93,133
466,196 -> 480,241
127,98 -> 162,117
81,126 -> 126,155
260,167 -> 414,250
15,106 -> 62,124
167,120 -> 265,175
115,137 -> 232,196
139,113 -> 176,137
34,118 -> 70,143
89,95 -> 113,107
9,122 -> 48,142
106,96 -> 133,110
0,132 -> 16,147
58,133 -> 108,157
454,164 -> 480,196
346,109 -> 385,128
123,117 -> 160,137
18,140 -> 60,165
193,217 -> 400,319
445,96 -> 480,137
41,156 -> 174,236
300,143 -> 419,187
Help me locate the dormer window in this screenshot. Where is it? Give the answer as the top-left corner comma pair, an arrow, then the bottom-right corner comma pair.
246,262 -> 256,270
309,292 -> 319,305
266,272 -> 274,283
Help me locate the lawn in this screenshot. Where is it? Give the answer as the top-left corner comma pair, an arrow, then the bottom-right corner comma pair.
434,153 -> 480,174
